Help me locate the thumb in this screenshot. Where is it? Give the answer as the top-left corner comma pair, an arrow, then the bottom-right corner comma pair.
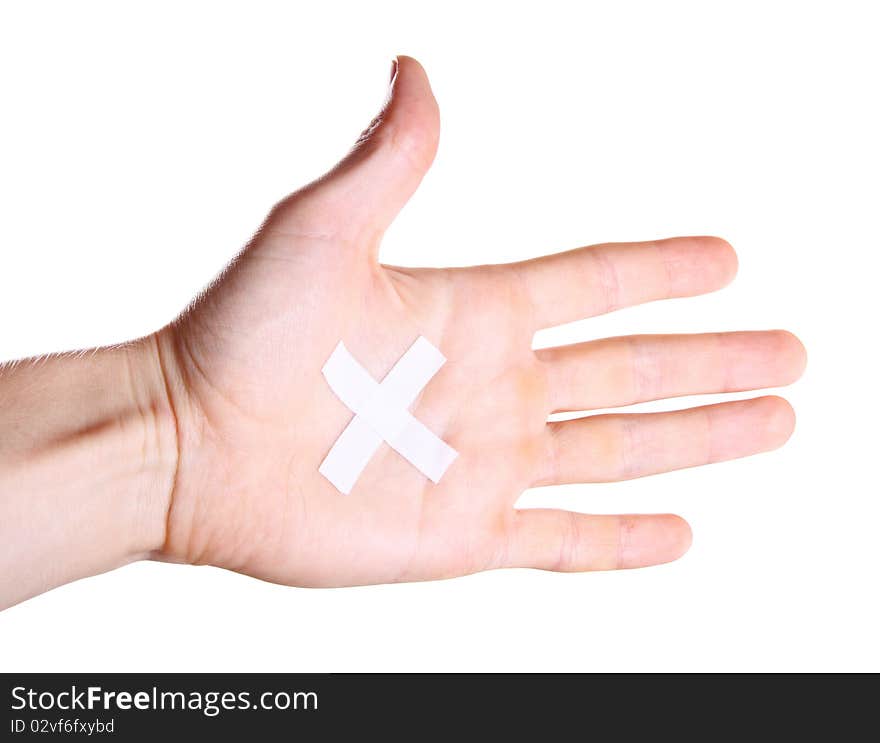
272,56 -> 440,245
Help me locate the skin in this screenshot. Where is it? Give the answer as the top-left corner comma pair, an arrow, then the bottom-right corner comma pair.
0,57 -> 806,609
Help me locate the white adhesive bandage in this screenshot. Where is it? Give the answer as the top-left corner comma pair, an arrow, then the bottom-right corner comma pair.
319,336 -> 459,495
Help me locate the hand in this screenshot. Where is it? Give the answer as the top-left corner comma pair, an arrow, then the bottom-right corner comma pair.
153,56 -> 805,586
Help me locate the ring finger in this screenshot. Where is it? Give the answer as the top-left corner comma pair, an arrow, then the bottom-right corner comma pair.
537,396 -> 796,485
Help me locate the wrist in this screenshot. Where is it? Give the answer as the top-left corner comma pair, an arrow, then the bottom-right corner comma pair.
0,337 -> 179,607
127,334 -> 181,558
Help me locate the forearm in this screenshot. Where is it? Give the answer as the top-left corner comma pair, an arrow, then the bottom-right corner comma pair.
0,336 -> 177,609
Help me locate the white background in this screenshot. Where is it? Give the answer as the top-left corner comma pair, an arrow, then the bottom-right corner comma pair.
1,1 -> 877,671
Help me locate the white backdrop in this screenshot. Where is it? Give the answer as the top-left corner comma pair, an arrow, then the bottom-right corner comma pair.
1,1 -> 877,671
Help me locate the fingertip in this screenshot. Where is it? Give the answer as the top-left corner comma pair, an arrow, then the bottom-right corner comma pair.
620,513 -> 693,569
390,55 -> 438,116
701,235 -> 739,288
380,54 -> 440,173
669,513 -> 694,559
395,54 -> 428,77
756,395 -> 797,449
658,235 -> 738,297
771,330 -> 808,384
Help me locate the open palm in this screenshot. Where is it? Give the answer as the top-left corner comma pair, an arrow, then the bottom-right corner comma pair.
155,57 -> 804,587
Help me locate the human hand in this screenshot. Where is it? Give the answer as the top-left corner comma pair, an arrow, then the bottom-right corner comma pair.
152,56 -> 805,587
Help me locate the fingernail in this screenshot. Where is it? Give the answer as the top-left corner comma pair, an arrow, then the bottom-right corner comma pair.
389,57 -> 399,86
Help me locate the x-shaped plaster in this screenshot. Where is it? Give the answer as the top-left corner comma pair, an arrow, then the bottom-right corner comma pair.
319,336 -> 458,494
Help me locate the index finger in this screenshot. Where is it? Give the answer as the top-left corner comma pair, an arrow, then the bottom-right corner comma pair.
508,236 -> 738,330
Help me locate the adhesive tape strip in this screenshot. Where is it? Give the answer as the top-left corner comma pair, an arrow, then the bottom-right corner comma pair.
319,336 -> 459,494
